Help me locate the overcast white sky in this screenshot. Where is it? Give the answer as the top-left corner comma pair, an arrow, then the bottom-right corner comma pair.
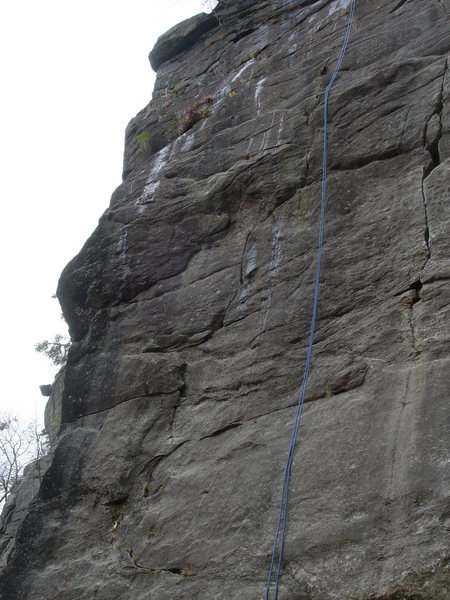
0,0 -> 217,424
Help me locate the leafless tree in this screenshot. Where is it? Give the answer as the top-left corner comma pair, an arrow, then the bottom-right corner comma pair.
201,0 -> 219,12
0,415 -> 47,507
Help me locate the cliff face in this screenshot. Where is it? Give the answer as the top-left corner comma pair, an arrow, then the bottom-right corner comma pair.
1,0 -> 449,598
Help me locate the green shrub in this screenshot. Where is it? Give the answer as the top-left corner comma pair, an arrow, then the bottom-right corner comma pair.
135,130 -> 151,152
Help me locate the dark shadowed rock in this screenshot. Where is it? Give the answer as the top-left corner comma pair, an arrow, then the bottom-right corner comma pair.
39,385 -> 52,397
1,0 -> 449,598
149,12 -> 218,71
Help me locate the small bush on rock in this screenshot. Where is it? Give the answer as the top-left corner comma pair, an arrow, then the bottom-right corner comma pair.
135,130 -> 151,152
180,97 -> 214,134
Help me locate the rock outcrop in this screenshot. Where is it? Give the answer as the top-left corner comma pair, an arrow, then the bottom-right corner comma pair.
1,0 -> 449,598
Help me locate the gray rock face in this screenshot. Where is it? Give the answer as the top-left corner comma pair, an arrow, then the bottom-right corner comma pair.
149,12 -> 218,71
1,0 -> 449,598
0,458 -> 51,571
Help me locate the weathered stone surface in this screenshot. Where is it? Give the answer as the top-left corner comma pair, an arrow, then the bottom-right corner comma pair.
1,0 -> 449,598
149,12 -> 218,71
44,367 -> 64,445
0,459 -> 51,570
38,384 -> 52,397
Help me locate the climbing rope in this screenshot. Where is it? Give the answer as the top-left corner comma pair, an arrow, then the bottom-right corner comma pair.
265,2 -> 356,598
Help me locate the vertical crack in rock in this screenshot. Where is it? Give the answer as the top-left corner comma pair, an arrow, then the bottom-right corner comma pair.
424,59 -> 448,177
169,405 -> 177,441
240,231 -> 253,285
388,370 -> 412,490
419,60 -> 448,268
407,279 -> 422,356
396,278 -> 423,356
420,170 -> 432,266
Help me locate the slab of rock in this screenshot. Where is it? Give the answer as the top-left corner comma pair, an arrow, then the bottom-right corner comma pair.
39,384 -> 52,397
1,0 -> 449,598
149,12 -> 218,71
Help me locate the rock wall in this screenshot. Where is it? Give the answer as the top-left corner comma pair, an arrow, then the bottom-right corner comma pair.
1,0 -> 449,598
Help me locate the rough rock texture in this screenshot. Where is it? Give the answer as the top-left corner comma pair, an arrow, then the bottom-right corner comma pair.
0,459 -> 51,570
1,0 -> 449,598
149,12 -> 218,71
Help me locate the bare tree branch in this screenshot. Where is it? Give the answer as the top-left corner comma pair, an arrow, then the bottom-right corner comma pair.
0,414 -> 48,508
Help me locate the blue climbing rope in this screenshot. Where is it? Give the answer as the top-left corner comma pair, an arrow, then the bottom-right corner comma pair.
265,2 -> 356,598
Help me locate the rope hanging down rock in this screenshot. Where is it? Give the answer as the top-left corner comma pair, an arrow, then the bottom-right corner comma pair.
265,2 -> 357,598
